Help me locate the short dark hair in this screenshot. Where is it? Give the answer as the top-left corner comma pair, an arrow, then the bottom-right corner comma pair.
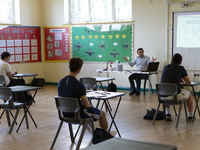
69,57 -> 83,72
137,48 -> 144,53
1,52 -> 11,60
172,53 -> 182,64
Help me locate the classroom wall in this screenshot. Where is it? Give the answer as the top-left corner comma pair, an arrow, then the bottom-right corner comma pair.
42,0 -> 167,89
10,0 -> 44,84
15,0 -> 200,89
167,0 -> 200,91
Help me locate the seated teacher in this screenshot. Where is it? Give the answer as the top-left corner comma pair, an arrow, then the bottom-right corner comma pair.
123,48 -> 156,96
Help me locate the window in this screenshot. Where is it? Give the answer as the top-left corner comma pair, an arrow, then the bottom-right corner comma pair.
64,0 -> 132,23
91,0 -> 112,22
71,0 -> 89,23
0,0 -> 20,24
115,0 -> 132,21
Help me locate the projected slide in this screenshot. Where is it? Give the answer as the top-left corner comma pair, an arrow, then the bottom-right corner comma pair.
176,12 -> 200,48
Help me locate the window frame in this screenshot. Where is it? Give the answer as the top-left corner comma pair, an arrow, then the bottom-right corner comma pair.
0,0 -> 20,25
64,0 -> 133,24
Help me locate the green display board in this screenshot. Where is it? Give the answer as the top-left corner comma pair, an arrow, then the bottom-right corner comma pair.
71,24 -> 133,63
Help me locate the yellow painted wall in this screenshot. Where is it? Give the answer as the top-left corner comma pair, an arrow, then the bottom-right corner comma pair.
12,0 -> 200,88
10,0 -> 44,84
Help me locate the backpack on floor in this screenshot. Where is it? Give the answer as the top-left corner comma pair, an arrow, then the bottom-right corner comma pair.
14,92 -> 34,105
92,128 -> 114,144
107,82 -> 117,92
31,78 -> 45,86
143,108 -> 165,120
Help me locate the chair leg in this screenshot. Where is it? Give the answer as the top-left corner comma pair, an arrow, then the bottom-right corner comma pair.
76,122 -> 88,150
8,108 -> 20,134
6,110 -> 11,127
173,105 -> 177,116
73,124 -> 81,143
50,121 -> 63,150
68,123 -> 75,143
9,110 -> 17,125
149,80 -> 153,94
143,79 -> 147,95
184,102 -> 188,123
175,103 -> 183,127
0,109 -> 5,119
91,120 -> 94,133
152,102 -> 160,125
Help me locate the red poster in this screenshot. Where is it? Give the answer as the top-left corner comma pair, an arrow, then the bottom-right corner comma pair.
44,26 -> 71,62
0,26 -> 41,63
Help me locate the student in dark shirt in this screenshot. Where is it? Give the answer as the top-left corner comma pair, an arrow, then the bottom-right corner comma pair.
161,53 -> 194,121
57,57 -> 108,130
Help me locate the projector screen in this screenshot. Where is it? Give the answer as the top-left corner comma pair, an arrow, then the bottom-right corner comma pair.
173,12 -> 200,70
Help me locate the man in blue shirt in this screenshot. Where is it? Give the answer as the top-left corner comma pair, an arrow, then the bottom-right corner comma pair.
161,53 -> 194,121
123,48 -> 156,95
57,57 -> 108,130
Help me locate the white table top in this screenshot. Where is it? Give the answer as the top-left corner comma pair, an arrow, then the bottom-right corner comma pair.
87,91 -> 125,99
93,77 -> 115,82
95,69 -> 158,75
9,85 -> 41,92
181,81 -> 200,86
13,73 -> 38,77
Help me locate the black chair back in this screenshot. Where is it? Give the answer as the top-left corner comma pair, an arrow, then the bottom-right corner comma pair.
156,83 -> 178,104
80,77 -> 97,91
55,96 -> 82,124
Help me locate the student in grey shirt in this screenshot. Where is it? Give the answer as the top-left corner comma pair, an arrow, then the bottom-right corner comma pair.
123,48 -> 156,95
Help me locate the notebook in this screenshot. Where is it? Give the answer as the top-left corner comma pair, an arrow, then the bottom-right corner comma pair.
142,62 -> 159,72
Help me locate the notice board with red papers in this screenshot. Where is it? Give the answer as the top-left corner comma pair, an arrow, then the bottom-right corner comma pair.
44,26 -> 71,62
0,26 -> 41,63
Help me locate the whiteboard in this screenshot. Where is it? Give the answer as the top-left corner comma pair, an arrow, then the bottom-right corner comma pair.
173,12 -> 200,70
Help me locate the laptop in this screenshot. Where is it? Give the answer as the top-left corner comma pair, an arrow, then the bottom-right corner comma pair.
142,62 -> 159,72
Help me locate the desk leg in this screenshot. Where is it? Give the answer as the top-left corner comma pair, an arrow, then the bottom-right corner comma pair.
192,86 -> 200,122
30,89 -> 38,104
105,97 -> 122,137
98,81 -> 104,91
148,75 -> 151,99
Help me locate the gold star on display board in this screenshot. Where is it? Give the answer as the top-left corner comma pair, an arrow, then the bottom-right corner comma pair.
94,35 -> 98,39
108,34 -> 113,39
115,34 -> 120,39
101,34 -> 105,39
75,35 -> 79,40
88,35 -> 93,39
122,34 -> 127,39
81,35 -> 85,39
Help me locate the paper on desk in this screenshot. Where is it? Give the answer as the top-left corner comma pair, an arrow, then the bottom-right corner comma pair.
87,92 -> 107,98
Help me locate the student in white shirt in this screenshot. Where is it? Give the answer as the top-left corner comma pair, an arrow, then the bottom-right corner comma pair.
0,52 -> 24,86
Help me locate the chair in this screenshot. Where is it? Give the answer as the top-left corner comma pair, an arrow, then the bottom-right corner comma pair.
0,75 -> 19,127
141,75 -> 153,95
0,87 -> 25,134
0,75 -> 6,87
50,96 -> 94,150
80,77 -> 97,92
80,77 -> 112,111
152,83 -> 188,127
